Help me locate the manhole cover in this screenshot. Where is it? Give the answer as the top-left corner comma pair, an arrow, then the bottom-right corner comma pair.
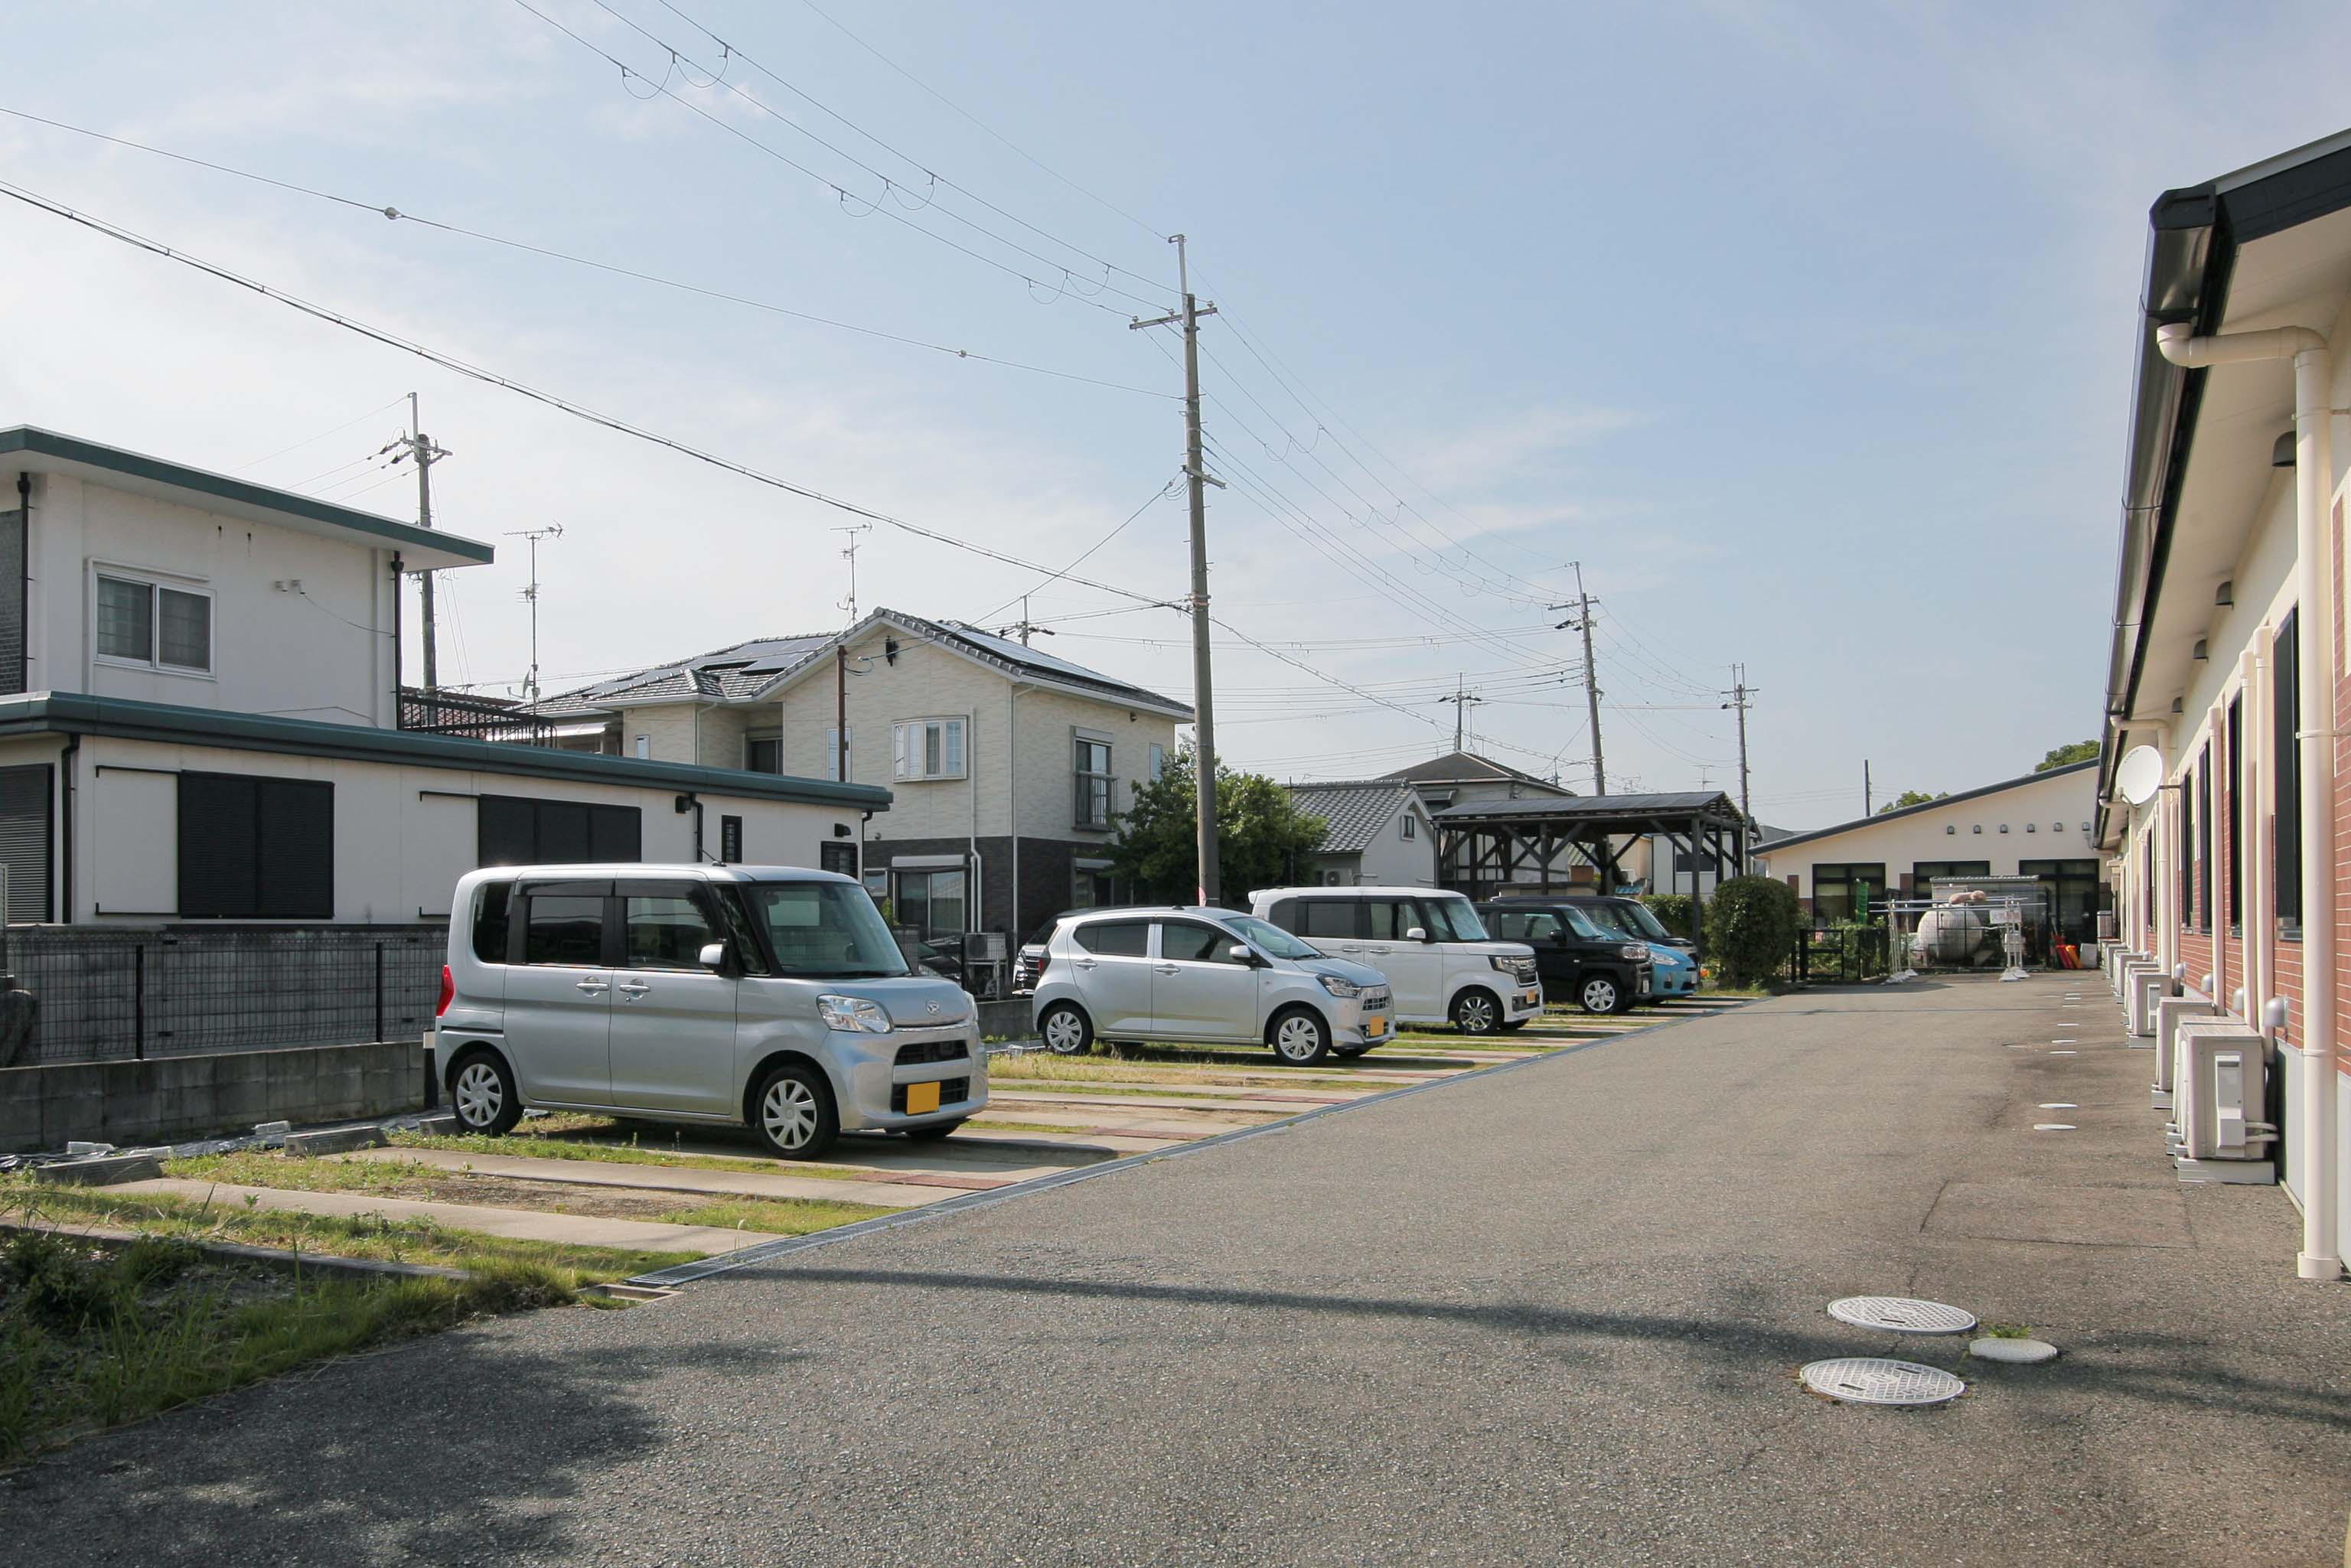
1800,1358 -> 1966,1406
1828,1296 -> 1978,1335
1969,1337 -> 2058,1364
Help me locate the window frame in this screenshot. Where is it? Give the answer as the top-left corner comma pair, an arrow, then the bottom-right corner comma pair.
1156,919 -> 1247,964
890,716 -> 967,783
1401,812 -> 1417,841
1072,918 -> 1149,957
1073,733 -> 1116,830
2274,611 -> 2301,932
2226,693 -> 2242,931
743,731 -> 783,775
175,770 -> 334,920
1809,862 -> 1886,925
92,566 -> 214,677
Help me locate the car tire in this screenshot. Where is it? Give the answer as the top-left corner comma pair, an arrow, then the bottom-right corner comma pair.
1451,988 -> 1504,1036
448,1048 -> 523,1136
1268,1007 -> 1332,1065
751,1060 -> 840,1161
1578,974 -> 1628,1015
1498,1019 -> 1530,1032
1040,1002 -> 1093,1055
901,1120 -> 964,1141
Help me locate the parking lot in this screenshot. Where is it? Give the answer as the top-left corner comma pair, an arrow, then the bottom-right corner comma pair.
86,999 -> 1741,1273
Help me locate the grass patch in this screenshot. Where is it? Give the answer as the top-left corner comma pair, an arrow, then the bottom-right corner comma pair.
987,1055 -> 1370,1093
657,1197 -> 889,1234
387,1126 -> 863,1180
1975,1319 -> 2036,1339
0,1224 -> 603,1464
0,1182 -> 696,1286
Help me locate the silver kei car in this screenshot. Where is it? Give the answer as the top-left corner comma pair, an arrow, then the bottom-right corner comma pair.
435,864 -> 983,1161
1029,906 -> 1393,1065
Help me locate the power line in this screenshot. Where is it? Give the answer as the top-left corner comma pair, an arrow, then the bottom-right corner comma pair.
977,477 -> 1180,627
0,104 -> 1174,401
227,395 -> 408,474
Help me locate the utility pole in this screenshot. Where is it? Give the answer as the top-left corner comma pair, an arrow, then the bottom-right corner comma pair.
836,641 -> 849,784
999,595 -> 1055,647
1550,563 -> 1605,794
1864,759 -> 1873,816
1438,674 -> 1485,752
383,393 -> 452,689
1130,235 -> 1224,906
504,524 -> 563,707
1720,665 -> 1756,826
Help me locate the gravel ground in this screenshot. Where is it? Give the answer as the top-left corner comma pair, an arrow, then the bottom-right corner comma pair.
3,972 -> 2345,1566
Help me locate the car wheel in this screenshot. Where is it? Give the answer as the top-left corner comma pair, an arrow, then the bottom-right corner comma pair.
1451,989 -> 1503,1036
1269,1008 -> 1332,1065
448,1049 -> 522,1136
901,1120 -> 964,1141
752,1061 -> 839,1161
1578,975 -> 1626,1015
1040,1002 -> 1093,1055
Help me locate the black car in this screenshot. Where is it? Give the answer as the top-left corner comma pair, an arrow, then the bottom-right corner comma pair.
1475,901 -> 1652,1015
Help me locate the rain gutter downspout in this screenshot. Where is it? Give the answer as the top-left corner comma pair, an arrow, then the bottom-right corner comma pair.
2157,321 -> 2340,1280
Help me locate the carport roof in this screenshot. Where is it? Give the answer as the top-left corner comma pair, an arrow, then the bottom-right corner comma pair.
1430,791 -> 1742,825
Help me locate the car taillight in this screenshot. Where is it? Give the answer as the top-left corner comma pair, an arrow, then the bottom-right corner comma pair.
1035,950 -> 1052,973
437,964 -> 455,1018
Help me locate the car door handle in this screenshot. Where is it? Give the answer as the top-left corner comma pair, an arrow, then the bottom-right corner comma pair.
1072,958 -> 1097,970
1153,963 -> 1180,975
617,980 -> 651,997
575,979 -> 609,994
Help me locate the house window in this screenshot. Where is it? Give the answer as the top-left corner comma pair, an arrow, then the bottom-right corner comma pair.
1809,863 -> 1885,924
0,764 -> 52,923
719,815 -> 743,863
1401,813 -> 1417,841
2178,755 -> 2196,931
1911,860 -> 1989,895
477,794 -> 643,867
2195,745 -> 2212,934
2022,859 -> 2105,946
177,771 -> 334,918
1148,743 -> 1168,781
825,727 -> 853,782
892,866 -> 967,938
891,718 -> 967,781
634,735 -> 651,760
2226,694 -> 2242,928
819,841 -> 858,878
744,733 -> 782,774
1074,735 -> 1114,828
2274,612 -> 2300,929
96,572 -> 211,673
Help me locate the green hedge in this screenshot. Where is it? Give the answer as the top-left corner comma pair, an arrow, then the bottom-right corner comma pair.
1641,894 -> 1697,941
1704,876 -> 1800,986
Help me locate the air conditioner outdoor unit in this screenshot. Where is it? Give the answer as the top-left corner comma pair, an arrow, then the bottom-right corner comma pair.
2150,993 -> 2217,1109
2169,1021 -> 2275,1183
2128,969 -> 2177,1038
2111,951 -> 2150,1001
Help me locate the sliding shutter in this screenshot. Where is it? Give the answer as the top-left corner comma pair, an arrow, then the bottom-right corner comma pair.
0,509 -> 24,694
257,778 -> 334,918
0,764 -> 51,922
478,795 -> 536,866
178,772 -> 333,918
477,794 -> 643,867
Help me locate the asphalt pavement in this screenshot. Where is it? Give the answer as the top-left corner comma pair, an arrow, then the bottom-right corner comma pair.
6,973 -> 2346,1566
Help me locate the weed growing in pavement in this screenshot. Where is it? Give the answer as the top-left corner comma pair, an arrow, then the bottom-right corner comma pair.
1975,1320 -> 2036,1339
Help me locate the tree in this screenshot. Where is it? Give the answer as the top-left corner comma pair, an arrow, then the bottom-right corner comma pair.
1704,875 -> 1800,987
1107,746 -> 1329,904
2036,740 -> 2099,771
1877,789 -> 1947,814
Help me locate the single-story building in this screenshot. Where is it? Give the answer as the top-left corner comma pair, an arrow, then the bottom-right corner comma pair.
1751,759 -> 2105,939
1283,779 -> 1437,888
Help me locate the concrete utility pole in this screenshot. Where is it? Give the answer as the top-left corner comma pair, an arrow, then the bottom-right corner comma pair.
384,393 -> 452,689
1438,674 -> 1485,752
1130,235 -> 1225,906
1550,564 -> 1605,793
1721,666 -> 1757,875
1864,759 -> 1873,816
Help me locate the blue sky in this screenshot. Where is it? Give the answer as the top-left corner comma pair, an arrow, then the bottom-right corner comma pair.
3,1 -> 2348,826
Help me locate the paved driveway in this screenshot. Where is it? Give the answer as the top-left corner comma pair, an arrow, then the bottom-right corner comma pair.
6,974 -> 2346,1565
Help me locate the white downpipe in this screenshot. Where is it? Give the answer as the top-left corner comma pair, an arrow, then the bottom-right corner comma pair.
2159,321 -> 2340,1279
2243,638 -> 2271,1037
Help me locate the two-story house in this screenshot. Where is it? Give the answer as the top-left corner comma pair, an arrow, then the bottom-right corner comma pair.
0,427 -> 886,927
533,608 -> 1191,941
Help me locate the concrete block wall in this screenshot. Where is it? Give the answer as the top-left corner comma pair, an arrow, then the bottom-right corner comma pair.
0,1039 -> 422,1152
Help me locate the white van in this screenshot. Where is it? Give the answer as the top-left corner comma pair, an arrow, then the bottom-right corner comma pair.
435,864 -> 983,1160
1249,886 -> 1543,1035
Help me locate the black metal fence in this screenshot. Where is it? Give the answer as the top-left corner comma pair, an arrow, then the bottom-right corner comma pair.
0,927 -> 445,1066
1790,924 -> 1891,984
398,688 -> 576,746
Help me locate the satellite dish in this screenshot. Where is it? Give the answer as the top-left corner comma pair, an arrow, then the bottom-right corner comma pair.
2114,745 -> 2164,807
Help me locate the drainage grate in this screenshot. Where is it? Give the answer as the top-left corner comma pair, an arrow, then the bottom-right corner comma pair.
1828,1296 -> 1978,1334
1800,1358 -> 1966,1407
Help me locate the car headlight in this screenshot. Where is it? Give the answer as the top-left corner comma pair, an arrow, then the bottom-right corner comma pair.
816,994 -> 893,1034
1622,944 -> 1648,960
1316,973 -> 1364,999
1489,956 -> 1518,974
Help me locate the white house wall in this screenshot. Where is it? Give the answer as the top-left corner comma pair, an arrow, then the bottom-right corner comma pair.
27,474 -> 399,726
1355,802 -> 1437,887
66,734 -> 857,924
1755,768 -> 2101,897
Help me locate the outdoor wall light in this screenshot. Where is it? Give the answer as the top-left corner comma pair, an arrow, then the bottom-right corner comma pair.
1999,823 -> 2010,833
1972,824 -> 1983,834
2192,639 -> 2209,660
1945,824 -> 1955,835
2171,697 -> 2184,713
2216,580 -> 2234,607
2273,430 -> 2296,468
2027,823 -> 2037,831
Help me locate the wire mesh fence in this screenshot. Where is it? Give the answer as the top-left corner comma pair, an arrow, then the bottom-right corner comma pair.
0,927 -> 445,1066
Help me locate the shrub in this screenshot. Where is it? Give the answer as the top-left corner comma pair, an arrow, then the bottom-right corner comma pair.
1642,894 -> 1697,941
1704,876 -> 1799,987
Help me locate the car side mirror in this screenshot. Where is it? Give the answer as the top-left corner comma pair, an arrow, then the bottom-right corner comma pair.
698,941 -> 729,973
1406,926 -> 1428,943
1227,944 -> 1256,965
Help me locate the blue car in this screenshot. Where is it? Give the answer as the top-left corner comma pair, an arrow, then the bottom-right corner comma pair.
1643,941 -> 1698,1001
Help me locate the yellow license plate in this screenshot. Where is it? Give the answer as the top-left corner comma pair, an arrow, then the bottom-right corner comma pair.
1365,1015 -> 1387,1035
905,1081 -> 942,1115
1521,992 -> 1540,1008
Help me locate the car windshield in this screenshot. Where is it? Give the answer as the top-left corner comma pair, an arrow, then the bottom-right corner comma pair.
1423,896 -> 1490,942
1583,900 -> 1673,943
745,881 -> 911,978
1226,914 -> 1320,961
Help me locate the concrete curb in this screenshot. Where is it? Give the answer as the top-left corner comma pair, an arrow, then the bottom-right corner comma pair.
0,1216 -> 469,1283
631,1012 -> 1710,1290
30,1152 -> 164,1187
285,1124 -> 390,1158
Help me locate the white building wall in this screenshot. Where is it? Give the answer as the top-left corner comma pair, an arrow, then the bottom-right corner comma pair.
27,474 -> 396,726
66,734 -> 856,924
1353,801 -> 1438,887
1754,768 -> 2102,897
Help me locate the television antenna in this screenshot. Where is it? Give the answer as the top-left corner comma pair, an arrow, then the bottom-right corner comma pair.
505,523 -> 563,706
